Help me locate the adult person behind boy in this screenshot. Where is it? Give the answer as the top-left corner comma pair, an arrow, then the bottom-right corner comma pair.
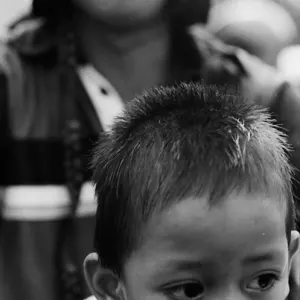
85,83 -> 300,300
0,1 -> 211,300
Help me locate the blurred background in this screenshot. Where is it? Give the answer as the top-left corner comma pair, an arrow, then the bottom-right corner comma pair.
1,1 -> 300,300
0,0 -> 30,36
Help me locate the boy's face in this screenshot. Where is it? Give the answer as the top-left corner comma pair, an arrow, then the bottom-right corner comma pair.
120,190 -> 298,300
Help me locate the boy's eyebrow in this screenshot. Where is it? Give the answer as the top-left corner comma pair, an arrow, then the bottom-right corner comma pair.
160,259 -> 203,272
156,249 -> 285,272
242,250 -> 285,265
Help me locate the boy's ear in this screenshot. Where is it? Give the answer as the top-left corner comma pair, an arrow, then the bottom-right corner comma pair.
289,231 -> 300,259
84,253 -> 125,300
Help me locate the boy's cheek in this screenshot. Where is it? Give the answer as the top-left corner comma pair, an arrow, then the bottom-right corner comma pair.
285,280 -> 290,299
288,243 -> 300,299
289,231 -> 300,281
279,264 -> 290,299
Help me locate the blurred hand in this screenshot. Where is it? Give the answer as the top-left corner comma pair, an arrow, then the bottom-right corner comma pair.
189,23 -> 300,171
189,25 -> 283,106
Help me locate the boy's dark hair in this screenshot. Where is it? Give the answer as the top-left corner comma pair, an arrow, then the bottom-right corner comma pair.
92,83 -> 295,275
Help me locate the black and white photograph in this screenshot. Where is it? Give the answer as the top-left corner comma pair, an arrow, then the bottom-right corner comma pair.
0,1 -> 300,300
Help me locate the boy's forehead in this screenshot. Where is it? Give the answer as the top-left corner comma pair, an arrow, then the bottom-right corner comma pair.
122,191 -> 290,300
137,190 -> 287,262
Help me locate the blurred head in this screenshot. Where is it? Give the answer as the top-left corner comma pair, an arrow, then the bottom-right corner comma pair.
32,0 -> 211,28
85,83 -> 298,300
207,0 -> 297,66
275,0 -> 300,43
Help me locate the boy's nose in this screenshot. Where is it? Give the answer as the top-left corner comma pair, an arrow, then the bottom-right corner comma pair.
209,294 -> 245,300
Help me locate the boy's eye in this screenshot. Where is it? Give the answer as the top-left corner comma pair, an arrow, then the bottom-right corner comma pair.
247,274 -> 278,292
167,282 -> 204,300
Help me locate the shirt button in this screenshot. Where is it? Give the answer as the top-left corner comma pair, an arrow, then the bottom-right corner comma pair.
100,87 -> 108,95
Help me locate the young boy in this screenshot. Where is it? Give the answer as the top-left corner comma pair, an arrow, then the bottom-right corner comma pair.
85,83 -> 299,300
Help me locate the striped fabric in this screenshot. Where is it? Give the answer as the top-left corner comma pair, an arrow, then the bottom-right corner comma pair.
0,47 -> 125,221
3,182 -> 97,220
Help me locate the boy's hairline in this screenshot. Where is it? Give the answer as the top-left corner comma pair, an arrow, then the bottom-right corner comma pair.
116,184 -> 291,276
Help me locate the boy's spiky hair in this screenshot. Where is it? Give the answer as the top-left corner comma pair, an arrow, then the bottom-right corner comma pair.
92,83 -> 294,274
